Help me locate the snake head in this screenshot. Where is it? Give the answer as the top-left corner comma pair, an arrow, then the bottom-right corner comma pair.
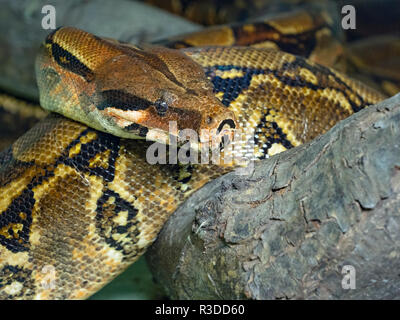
36,27 -> 237,151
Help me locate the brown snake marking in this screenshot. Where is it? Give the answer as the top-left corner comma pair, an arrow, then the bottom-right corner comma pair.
0,18 -> 387,299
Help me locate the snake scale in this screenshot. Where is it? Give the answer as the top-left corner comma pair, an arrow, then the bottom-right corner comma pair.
0,8 -> 388,299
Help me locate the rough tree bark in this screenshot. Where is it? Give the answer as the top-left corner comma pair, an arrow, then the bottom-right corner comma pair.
146,94 -> 400,299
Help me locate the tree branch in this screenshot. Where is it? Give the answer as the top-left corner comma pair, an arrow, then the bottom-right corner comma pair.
146,94 -> 400,299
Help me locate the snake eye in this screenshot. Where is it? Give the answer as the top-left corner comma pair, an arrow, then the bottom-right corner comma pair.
154,99 -> 169,116
206,116 -> 213,125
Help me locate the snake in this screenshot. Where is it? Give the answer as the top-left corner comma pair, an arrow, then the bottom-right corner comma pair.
0,11 -> 388,299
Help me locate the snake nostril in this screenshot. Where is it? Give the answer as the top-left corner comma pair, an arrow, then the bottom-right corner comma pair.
216,119 -> 236,134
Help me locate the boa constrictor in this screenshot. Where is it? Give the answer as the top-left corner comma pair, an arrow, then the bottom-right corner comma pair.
0,22 -> 386,299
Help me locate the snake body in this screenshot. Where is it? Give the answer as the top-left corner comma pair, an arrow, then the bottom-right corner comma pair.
0,21 -> 386,299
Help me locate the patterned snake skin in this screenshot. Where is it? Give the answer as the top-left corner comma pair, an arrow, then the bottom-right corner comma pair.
0,20 -> 386,299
